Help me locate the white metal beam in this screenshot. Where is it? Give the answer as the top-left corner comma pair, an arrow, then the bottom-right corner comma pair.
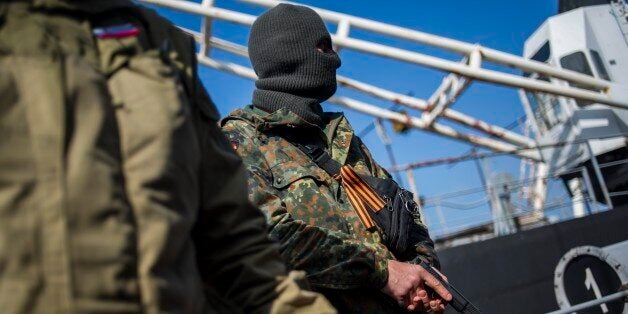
139,0 -> 628,109
337,76 -> 536,147
176,32 -> 536,148
140,0 -> 256,25
518,88 -> 543,136
421,51 -> 478,127
334,19 -> 351,52
328,96 -> 542,161
137,0 -> 627,160
240,0 -> 611,90
198,56 -> 257,79
200,0 -> 216,56
421,75 -> 468,127
330,35 -> 628,109
198,56 -> 540,159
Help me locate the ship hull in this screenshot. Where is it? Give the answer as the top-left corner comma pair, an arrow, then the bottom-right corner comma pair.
438,207 -> 628,313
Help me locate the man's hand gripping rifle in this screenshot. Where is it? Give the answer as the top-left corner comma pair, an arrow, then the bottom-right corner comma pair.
417,260 -> 482,313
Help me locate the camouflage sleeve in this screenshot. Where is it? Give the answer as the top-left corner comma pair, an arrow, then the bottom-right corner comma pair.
222,123 -> 389,290
356,137 -> 441,268
249,167 -> 389,290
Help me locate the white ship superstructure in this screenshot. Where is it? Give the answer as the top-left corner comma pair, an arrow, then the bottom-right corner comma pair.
521,0 -> 628,213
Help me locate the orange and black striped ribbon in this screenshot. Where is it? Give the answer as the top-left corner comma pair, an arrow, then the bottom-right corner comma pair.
338,165 -> 386,230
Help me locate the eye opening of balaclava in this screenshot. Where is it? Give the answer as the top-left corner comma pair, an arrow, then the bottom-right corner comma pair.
248,3 -> 341,126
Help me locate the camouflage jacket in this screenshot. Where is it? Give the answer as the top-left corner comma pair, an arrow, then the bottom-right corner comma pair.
221,106 -> 438,293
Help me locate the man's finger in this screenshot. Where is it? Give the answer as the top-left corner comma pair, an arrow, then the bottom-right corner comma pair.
421,270 -> 452,301
428,299 -> 445,314
403,291 -> 412,309
408,286 -> 427,312
418,289 -> 431,310
430,300 -> 439,311
413,288 -> 427,303
411,288 -> 428,311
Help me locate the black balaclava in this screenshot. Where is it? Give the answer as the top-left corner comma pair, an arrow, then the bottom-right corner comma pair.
248,3 -> 341,126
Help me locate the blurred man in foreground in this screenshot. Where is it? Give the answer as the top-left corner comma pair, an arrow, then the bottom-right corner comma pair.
221,3 -> 451,313
0,1 -> 334,312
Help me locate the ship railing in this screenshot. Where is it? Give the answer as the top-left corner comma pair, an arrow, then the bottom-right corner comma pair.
421,165 -> 594,239
412,143 -> 628,243
546,289 -> 628,314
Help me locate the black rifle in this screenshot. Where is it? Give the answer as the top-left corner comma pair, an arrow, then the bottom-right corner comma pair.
418,260 -> 482,313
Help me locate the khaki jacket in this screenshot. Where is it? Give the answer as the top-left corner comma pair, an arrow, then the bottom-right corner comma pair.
0,2 -> 334,313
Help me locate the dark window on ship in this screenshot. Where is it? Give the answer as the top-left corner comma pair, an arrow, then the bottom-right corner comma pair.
524,42 -> 551,77
531,42 -> 551,63
590,49 -> 611,81
560,51 -> 593,76
560,51 -> 594,106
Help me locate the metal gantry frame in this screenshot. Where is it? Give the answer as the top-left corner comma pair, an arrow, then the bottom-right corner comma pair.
138,0 -> 627,161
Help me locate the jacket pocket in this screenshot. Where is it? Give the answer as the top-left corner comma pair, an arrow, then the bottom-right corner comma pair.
271,160 -> 327,190
107,50 -> 200,176
270,160 -> 352,232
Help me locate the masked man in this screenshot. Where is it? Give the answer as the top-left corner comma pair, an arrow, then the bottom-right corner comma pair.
0,1 -> 335,313
221,4 -> 451,313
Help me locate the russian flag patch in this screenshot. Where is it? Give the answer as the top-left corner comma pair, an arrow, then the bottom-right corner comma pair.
93,23 -> 140,39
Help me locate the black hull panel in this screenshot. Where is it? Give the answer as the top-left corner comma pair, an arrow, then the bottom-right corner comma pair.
438,208 -> 628,313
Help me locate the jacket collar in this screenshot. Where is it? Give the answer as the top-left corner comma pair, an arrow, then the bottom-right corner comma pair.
223,105 -> 320,132
223,105 -> 355,165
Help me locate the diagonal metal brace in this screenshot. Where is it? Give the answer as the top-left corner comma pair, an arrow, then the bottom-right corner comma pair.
421,47 -> 481,127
